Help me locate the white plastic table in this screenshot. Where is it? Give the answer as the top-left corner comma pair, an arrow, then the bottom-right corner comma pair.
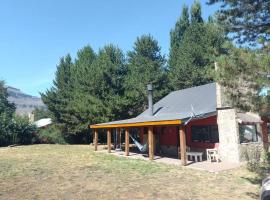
186,151 -> 203,162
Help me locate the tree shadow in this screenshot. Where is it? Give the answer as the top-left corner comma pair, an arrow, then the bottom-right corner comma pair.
245,192 -> 260,199
241,167 -> 270,185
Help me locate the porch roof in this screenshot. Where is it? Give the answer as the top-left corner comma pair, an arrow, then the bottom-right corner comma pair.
90,83 -> 217,129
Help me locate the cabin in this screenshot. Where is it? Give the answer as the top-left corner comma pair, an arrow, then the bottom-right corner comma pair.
90,83 -> 269,165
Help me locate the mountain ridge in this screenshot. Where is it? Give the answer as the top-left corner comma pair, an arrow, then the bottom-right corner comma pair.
7,86 -> 46,115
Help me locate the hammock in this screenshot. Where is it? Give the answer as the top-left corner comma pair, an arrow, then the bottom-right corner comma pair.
129,135 -> 148,152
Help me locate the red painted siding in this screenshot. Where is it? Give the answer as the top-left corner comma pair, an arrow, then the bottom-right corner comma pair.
186,116 -> 218,149
159,126 -> 178,146
158,115 -> 218,149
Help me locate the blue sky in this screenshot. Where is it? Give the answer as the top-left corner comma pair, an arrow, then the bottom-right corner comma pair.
0,0 -> 219,96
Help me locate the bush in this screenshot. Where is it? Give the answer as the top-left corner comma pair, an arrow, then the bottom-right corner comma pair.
37,125 -> 66,144
243,145 -> 270,174
9,116 -> 37,145
243,145 -> 262,172
261,150 -> 270,170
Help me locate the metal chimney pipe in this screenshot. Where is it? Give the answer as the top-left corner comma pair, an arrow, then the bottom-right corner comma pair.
147,84 -> 153,116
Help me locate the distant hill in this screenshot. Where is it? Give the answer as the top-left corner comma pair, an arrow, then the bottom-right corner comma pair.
7,86 -> 46,116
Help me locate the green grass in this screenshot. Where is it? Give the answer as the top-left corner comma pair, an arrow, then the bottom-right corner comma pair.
0,144 -> 262,200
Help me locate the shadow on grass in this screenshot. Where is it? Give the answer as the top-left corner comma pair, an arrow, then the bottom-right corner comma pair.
246,191 -> 260,199
241,167 -> 270,185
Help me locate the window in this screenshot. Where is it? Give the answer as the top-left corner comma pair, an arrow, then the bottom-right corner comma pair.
191,125 -> 219,143
239,124 -> 258,143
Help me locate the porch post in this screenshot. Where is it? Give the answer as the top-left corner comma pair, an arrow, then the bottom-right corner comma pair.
118,128 -> 121,149
148,126 -> 154,160
107,129 -> 111,153
116,128 -> 120,149
179,126 -> 187,166
125,128 -> 129,156
94,129 -> 98,151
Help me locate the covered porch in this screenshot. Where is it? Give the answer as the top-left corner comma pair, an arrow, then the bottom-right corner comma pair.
90,119 -> 189,166
103,149 -> 240,172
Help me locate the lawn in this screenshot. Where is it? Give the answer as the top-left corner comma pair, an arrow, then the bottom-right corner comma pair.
0,144 -> 262,200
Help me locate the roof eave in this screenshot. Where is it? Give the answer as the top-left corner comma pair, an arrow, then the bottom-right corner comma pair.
90,119 -> 182,129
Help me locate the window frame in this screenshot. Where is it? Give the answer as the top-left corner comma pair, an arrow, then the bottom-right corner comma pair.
239,124 -> 258,144
191,125 -> 219,143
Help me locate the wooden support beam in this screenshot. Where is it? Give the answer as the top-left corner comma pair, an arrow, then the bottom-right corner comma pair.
125,128 -> 129,156
117,128 -> 121,149
148,126 -> 154,160
153,128 -> 156,155
179,126 -> 187,166
107,129 -> 111,153
94,129 -> 98,151
90,119 -> 182,129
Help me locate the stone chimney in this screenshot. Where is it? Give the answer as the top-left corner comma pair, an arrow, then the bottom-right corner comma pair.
147,84 -> 153,116
215,62 -> 223,108
215,62 -> 241,163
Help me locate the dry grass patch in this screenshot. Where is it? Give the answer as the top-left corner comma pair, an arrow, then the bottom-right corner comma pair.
0,144 -> 261,200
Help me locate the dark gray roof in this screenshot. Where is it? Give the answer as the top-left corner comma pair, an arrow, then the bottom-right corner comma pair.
94,83 -> 217,125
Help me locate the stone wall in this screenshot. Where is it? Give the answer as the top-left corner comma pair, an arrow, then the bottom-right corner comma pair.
217,108 -> 241,162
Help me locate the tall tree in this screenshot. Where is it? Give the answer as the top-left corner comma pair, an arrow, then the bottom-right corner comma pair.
208,0 -> 270,114
168,2 -> 226,91
0,81 -> 16,146
89,44 -> 127,120
64,44 -> 127,135
74,45 -> 96,92
207,0 -> 270,45
41,54 -> 74,128
169,5 -> 189,69
191,0 -> 203,24
214,46 -> 270,113
124,35 -> 167,117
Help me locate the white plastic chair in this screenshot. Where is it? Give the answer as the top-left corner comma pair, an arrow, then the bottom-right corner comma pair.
206,148 -> 220,162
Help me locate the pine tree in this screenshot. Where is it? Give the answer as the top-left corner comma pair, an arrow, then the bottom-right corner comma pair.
168,2 -> 226,91
89,44 -> 127,120
209,0 -> 270,113
41,54 -> 74,128
214,46 -> 270,113
124,35 -> 167,117
207,0 -> 270,45
63,44 -> 127,136
169,5 -> 189,69
191,0 -> 203,24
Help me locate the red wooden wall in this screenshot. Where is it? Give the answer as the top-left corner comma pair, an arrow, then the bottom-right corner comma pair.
157,116 -> 218,149
186,116 -> 218,149
137,115 -> 269,150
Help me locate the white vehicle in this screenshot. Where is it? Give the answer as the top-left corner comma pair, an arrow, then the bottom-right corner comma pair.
261,177 -> 270,200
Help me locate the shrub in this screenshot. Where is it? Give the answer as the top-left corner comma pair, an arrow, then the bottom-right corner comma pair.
261,150 -> 270,170
9,116 -> 37,145
243,145 -> 262,172
242,145 -> 270,175
37,125 -> 66,144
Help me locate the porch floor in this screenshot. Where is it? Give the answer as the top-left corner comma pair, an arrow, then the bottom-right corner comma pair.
98,149 -> 241,173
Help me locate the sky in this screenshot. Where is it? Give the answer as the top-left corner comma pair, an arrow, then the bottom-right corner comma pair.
0,0 -> 220,97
